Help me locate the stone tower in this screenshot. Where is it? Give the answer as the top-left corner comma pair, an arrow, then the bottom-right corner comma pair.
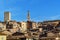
27,10 -> 30,21
4,12 -> 11,22
27,10 -> 32,29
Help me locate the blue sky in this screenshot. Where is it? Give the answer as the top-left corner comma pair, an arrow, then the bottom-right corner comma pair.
0,0 -> 60,22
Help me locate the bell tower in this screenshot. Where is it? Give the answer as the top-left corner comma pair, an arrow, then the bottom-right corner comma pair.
27,10 -> 32,29
27,10 -> 30,21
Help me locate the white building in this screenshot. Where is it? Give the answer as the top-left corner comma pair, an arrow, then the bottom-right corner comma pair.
20,21 -> 27,32
32,22 -> 38,29
0,22 -> 6,31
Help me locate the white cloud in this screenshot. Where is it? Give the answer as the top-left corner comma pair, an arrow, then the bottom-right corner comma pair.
49,15 -> 60,20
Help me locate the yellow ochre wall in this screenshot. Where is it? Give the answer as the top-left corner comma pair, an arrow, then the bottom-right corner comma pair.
0,35 -> 6,40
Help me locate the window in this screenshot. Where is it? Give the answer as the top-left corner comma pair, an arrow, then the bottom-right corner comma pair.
1,37 -> 4,40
